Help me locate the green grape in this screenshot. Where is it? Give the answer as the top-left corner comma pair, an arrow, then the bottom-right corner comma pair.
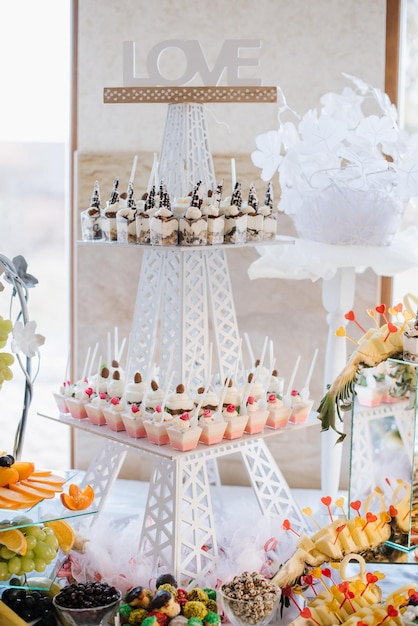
0,546 -> 16,560
20,556 -> 35,573
7,556 -> 21,575
34,557 -> 47,572
34,542 -> 56,562
25,535 -> 37,550
25,549 -> 35,559
0,561 -> 9,581
25,525 -> 45,539
43,527 -> 55,537
44,534 -> 59,551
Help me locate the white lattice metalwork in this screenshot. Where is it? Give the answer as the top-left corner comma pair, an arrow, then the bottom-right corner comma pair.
79,440 -> 128,521
127,247 -> 243,390
158,103 -> 216,198
240,439 -> 309,535
140,456 -> 218,587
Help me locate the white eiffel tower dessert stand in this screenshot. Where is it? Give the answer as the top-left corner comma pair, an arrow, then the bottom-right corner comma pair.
50,86 -> 316,586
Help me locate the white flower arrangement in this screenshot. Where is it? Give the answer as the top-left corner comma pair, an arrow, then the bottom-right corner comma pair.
251,74 -> 418,245
0,254 -> 45,457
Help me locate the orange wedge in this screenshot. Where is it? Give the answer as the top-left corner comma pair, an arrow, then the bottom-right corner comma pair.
61,484 -> 95,511
11,461 -> 35,481
0,528 -> 27,555
0,467 -> 19,488
44,519 -> 76,554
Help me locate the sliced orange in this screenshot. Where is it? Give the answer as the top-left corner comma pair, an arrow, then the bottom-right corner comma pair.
20,480 -> 63,495
11,461 -> 35,481
27,473 -> 67,486
44,519 -> 76,554
0,467 -> 20,488
61,484 -> 95,511
9,483 -> 54,500
0,487 -> 39,506
0,528 -> 27,555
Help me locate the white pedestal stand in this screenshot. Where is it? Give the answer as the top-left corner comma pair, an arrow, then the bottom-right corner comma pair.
321,267 -> 355,499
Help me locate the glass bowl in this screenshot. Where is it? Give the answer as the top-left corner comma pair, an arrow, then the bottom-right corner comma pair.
52,590 -> 121,626
218,586 -> 281,626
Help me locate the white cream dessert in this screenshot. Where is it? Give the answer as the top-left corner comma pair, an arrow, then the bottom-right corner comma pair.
81,180 -> 103,241
222,378 -> 241,408
101,177 -> 119,241
116,181 -> 139,244
266,392 -> 291,429
222,403 -> 247,440
244,371 -> 265,402
136,185 -> 156,244
289,389 -> 313,423
172,195 -> 191,219
85,391 -> 108,426
165,383 -> 195,416
261,182 -> 277,240
150,186 -> 178,246
223,182 -> 247,244
145,380 -> 165,412
243,183 -> 263,242
95,365 -> 110,395
193,386 -> 219,415
203,180 -> 224,244
125,371 -> 147,405
243,395 -> 268,434
107,370 -> 125,399
267,369 -> 285,397
143,404 -> 172,445
178,181 -> 207,245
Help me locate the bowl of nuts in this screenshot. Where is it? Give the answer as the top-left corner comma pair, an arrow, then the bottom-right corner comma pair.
52,580 -> 121,626
219,571 -> 281,626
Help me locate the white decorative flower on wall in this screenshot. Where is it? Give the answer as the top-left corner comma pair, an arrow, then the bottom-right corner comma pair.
252,75 -> 418,246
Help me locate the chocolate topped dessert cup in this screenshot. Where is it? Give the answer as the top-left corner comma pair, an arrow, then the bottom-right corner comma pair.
203,180 -> 225,245
137,185 -> 156,244
179,181 -> 208,246
101,177 -> 120,241
81,180 -> 103,241
244,183 -> 264,242
150,185 -> 178,246
223,182 -> 247,244
261,182 -> 277,240
403,308 -> 418,363
117,181 -> 139,243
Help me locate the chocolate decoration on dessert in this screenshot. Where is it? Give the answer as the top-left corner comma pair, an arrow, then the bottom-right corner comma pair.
134,372 -> 143,383
90,180 -> 101,209
176,383 -> 185,393
127,181 -> 136,208
100,366 -> 110,379
125,586 -> 152,608
263,181 -> 273,209
155,573 -> 177,588
151,380 -> 159,391
108,177 -> 119,205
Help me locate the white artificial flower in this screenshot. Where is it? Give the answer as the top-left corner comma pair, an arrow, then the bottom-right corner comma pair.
12,320 -> 45,358
251,130 -> 283,181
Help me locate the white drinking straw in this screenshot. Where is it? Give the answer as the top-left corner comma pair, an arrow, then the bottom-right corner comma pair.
88,342 -> 99,378
258,336 -> 268,370
244,332 -> 255,368
269,340 -> 274,372
117,337 -> 127,365
129,155 -> 138,186
284,355 -> 301,405
114,326 -> 119,362
242,364 -> 260,409
95,355 -> 102,393
218,372 -> 232,410
147,153 -> 158,193
161,369 -> 175,413
107,332 -> 111,365
300,348 -> 319,401
81,346 -> 91,381
231,157 -> 236,191
192,375 -> 212,427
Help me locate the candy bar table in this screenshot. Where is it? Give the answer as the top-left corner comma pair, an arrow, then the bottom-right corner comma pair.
249,229 -> 418,499
41,410 -> 316,586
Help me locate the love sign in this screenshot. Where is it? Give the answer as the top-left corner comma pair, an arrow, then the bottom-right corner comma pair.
123,39 -> 262,87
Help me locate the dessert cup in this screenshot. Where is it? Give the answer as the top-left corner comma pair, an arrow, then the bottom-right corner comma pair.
167,425 -> 202,451
403,332 -> 418,363
121,411 -> 147,439
265,406 -> 291,429
199,420 -> 227,445
289,399 -> 314,424
354,384 -> 384,407
85,402 -> 107,426
143,420 -> 170,445
223,414 -> 248,440
53,392 -> 70,414
102,406 -> 126,432
244,409 -> 268,434
65,397 -> 88,420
